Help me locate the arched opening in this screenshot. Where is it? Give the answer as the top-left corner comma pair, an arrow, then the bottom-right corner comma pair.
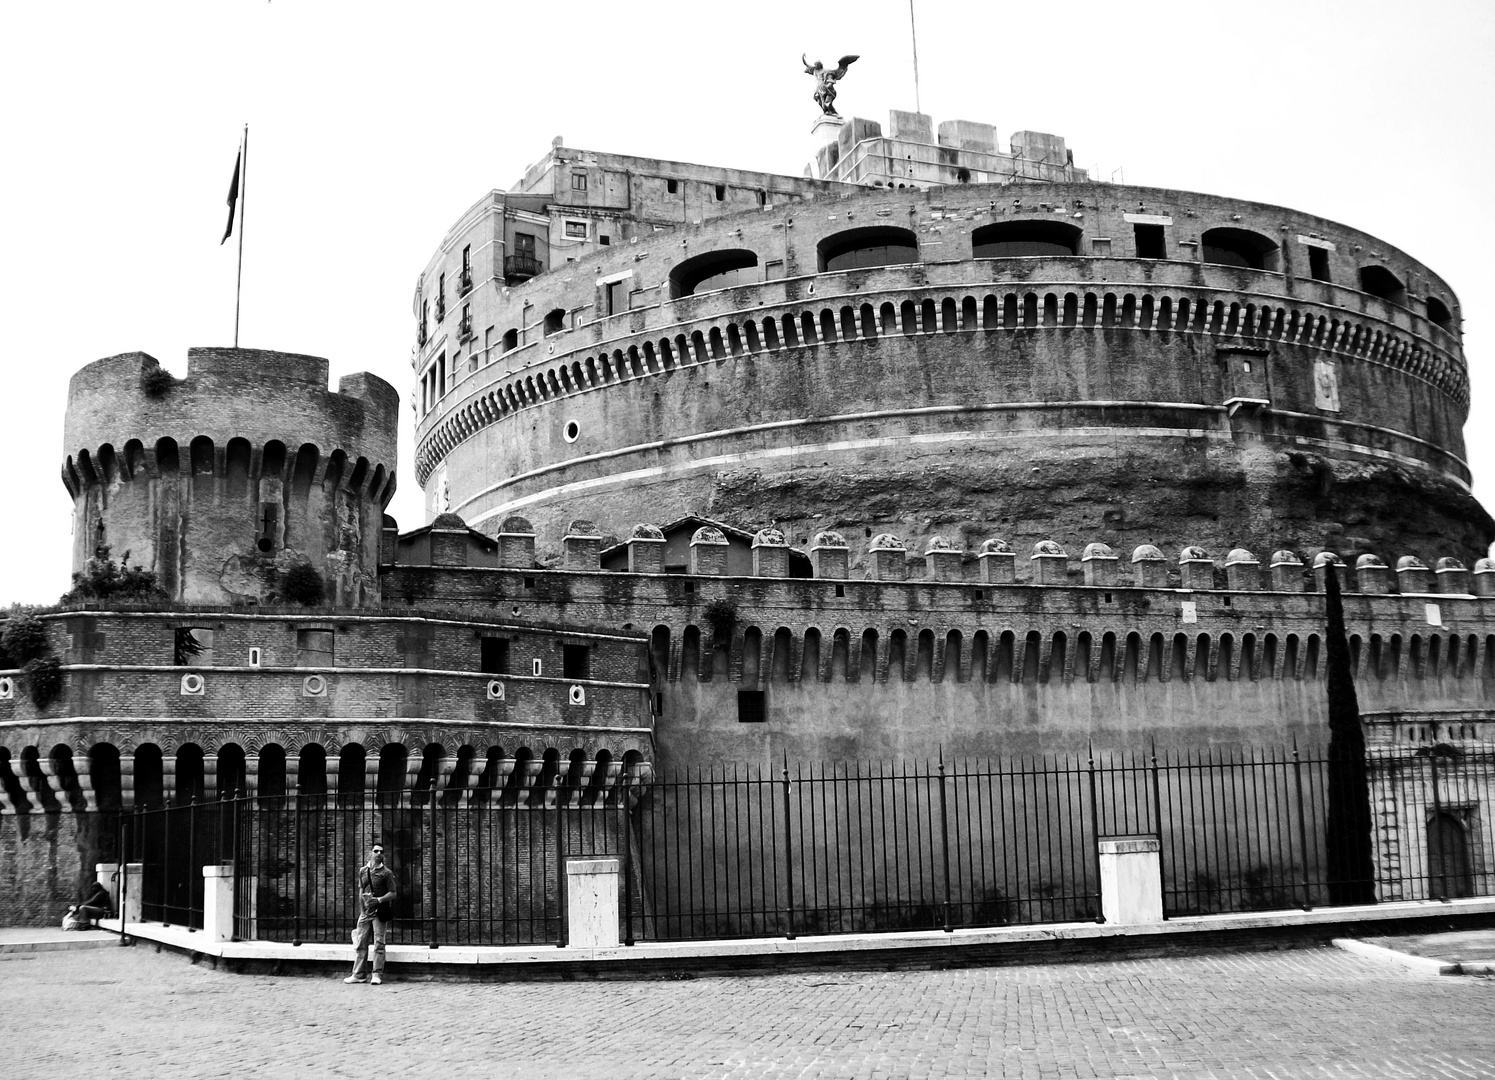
830,628 -> 850,682
377,744 -> 409,808
888,629 -> 908,682
860,629 -> 878,681
299,744 -> 328,804
1196,634 -> 1213,681
1427,296 -> 1454,332
1201,227 -> 1280,272
542,308 -> 565,337
225,437 -> 251,498
681,625 -> 702,682
258,744 -> 287,806
89,743 -> 122,812
915,629 -> 935,680
413,743 -> 445,805
1359,265 -> 1407,306
49,745 -> 86,812
1048,631 -> 1067,683
1428,811 -> 1472,898
650,625 -> 671,683
770,627 -> 793,682
1074,631 -> 1092,682
802,628 -> 822,682
216,743 -> 247,800
816,226 -> 919,272
176,744 -> 205,804
741,627 -> 762,685
972,220 -> 1082,258
944,630 -> 964,683
1022,631 -> 1042,683
669,248 -> 760,298
134,745 -> 164,809
996,630 -> 1016,682
336,744 -> 365,805
1098,632 -> 1116,681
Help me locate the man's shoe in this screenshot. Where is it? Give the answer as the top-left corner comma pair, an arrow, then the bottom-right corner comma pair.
370,973 -> 382,985
344,974 -> 368,984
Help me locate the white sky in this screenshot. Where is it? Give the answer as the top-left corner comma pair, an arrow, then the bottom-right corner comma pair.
2,0 -> 1492,605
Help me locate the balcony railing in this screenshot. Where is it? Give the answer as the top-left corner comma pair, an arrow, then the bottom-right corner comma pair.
459,314 -> 473,339
459,269 -> 473,295
504,253 -> 541,283
417,323 -> 428,347
435,299 -> 446,322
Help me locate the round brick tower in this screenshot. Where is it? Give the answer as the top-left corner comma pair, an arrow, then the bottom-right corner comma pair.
414,180 -> 1489,567
62,348 -> 398,606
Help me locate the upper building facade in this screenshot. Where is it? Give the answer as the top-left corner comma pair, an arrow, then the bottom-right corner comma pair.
411,112 -> 1480,569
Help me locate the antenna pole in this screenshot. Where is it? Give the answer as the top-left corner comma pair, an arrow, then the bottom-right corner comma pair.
234,124 -> 248,348
909,0 -> 922,114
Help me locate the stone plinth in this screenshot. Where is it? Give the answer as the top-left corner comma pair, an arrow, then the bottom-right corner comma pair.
565,857 -> 620,949
203,863 -> 235,943
1098,836 -> 1163,924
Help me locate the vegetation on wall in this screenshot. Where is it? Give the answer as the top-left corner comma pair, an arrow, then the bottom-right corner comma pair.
281,562 -> 326,606
62,547 -> 165,604
139,366 -> 174,398
1,612 -> 64,709
702,597 -> 739,646
22,655 -> 63,709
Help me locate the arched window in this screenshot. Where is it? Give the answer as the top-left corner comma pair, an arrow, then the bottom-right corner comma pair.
1201,227 -> 1280,272
972,220 -> 1082,258
1429,811 -> 1472,898
817,226 -> 918,272
668,248 -> 760,298
1359,265 -> 1407,306
542,308 -> 566,336
1427,296 -> 1454,333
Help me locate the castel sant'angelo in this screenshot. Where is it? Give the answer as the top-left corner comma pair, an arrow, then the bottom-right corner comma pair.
2,67 -> 1492,924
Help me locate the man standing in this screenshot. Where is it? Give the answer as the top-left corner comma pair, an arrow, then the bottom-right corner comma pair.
345,841 -> 395,985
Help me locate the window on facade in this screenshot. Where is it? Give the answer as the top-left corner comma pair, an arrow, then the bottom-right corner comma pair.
714,184 -> 726,201
1201,227 -> 1281,272
1133,223 -> 1165,259
816,226 -> 919,272
604,281 -> 622,316
1091,238 -> 1111,256
599,235 -> 610,246
515,232 -> 536,256
973,220 -> 1084,258
1308,246 -> 1332,282
564,220 -> 587,239
666,178 -> 679,194
174,628 -> 214,667
562,644 -> 591,679
480,637 -> 509,675
295,630 -> 334,667
571,172 -> 587,191
1427,295 -> 1454,332
1359,265 -> 1407,305
502,328 -> 518,351
668,248 -> 760,298
737,690 -> 766,723
543,308 -> 565,336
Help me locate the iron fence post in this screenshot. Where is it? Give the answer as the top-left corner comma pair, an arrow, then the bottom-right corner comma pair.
938,753 -> 953,932
1150,742 -> 1167,920
292,788 -> 302,946
620,796 -> 635,946
1291,736 -> 1313,910
428,776 -> 440,948
117,810 -> 130,946
556,795 -> 568,948
1087,744 -> 1105,923
1429,747 -> 1445,901
782,760 -> 795,940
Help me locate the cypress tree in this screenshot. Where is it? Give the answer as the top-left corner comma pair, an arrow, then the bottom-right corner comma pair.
1322,559 -> 1376,904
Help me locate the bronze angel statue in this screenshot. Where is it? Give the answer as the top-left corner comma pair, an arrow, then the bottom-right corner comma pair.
803,54 -> 859,117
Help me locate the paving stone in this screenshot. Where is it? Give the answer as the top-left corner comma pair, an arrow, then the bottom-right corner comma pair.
4,945 -> 1495,1078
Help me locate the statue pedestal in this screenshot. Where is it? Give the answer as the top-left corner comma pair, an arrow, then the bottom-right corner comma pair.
809,114 -> 845,179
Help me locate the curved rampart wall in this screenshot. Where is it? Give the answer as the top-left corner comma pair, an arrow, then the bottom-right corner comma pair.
63,349 -> 400,606
416,183 -> 1481,560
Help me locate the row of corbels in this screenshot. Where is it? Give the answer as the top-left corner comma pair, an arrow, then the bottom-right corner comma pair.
423,513 -> 1489,594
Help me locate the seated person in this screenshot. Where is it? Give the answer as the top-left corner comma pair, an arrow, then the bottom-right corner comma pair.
73,880 -> 114,928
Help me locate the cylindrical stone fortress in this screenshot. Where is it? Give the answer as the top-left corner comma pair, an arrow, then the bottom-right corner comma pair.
63,348 -> 399,605
415,180 -> 1487,568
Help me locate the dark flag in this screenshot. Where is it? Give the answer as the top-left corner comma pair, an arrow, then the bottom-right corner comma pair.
221,151 -> 241,245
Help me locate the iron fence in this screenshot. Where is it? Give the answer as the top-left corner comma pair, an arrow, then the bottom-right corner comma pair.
115,742 -> 1495,945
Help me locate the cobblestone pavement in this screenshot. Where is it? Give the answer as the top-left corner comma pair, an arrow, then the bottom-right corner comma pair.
6,945 -> 1495,1079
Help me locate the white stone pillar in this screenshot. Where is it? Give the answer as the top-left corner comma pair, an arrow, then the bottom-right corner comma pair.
1098,836 -> 1164,924
202,863 -> 235,943
565,857 -> 620,948
96,862 -> 120,909
121,863 -> 144,924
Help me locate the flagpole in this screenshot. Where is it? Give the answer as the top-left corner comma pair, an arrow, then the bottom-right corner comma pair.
234,124 -> 248,348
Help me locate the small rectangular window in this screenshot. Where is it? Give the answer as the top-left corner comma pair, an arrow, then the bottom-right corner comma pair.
737,690 -> 766,723
654,692 -> 664,715
247,647 -> 261,668
1133,224 -> 1166,259
564,220 -> 587,239
604,281 -> 621,316
1091,238 -> 1112,256
532,658 -> 543,677
714,184 -> 726,201
1308,246 -> 1332,282
296,629 -> 334,668
572,172 -> 588,191
174,627 -> 214,667
599,235 -> 610,246
666,178 -> 678,194
757,190 -> 767,206
480,638 -> 509,674
563,644 -> 591,679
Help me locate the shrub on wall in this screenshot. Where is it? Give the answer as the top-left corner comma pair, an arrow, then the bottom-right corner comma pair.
23,655 -> 63,710
281,563 -> 325,606
140,366 -> 174,398
1,612 -> 50,665
62,548 -> 165,604
702,598 -> 739,644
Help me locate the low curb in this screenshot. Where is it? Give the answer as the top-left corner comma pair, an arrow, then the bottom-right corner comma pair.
1333,937 -> 1495,977
0,933 -> 119,956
